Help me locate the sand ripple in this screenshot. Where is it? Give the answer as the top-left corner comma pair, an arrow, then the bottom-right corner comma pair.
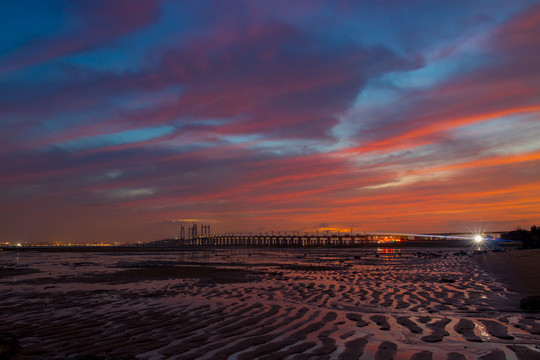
0,249 -> 539,359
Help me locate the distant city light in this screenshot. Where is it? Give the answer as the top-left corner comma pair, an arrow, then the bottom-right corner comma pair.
474,235 -> 483,243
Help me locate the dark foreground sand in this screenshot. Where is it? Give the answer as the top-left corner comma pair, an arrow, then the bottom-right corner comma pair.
1,248 -> 540,360
473,249 -> 540,296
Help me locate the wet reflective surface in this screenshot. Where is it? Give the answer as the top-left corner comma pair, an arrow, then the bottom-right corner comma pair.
1,248 -> 539,359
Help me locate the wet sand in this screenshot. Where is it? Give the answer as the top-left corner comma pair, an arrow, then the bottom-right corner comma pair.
473,249 -> 540,296
1,248 -> 540,359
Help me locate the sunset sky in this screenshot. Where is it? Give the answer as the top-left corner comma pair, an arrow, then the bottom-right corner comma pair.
2,1 -> 539,244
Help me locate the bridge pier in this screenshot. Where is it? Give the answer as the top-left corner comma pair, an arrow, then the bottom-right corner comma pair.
175,232 -> 391,247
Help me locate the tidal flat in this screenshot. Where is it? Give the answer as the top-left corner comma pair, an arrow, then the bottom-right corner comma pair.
1,248 -> 539,359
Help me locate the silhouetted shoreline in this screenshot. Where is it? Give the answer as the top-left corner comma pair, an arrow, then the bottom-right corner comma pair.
0,239 -> 499,252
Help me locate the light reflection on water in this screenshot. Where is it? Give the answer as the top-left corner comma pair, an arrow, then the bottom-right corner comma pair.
376,247 -> 402,260
0,247 -> 458,287
0,247 -> 454,271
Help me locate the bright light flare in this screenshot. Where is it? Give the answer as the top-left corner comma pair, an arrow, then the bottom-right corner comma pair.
474,235 -> 483,243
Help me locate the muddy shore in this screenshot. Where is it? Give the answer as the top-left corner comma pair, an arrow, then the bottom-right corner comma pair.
1,248 -> 539,359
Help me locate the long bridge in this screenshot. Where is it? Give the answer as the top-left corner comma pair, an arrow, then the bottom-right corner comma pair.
158,223 -> 500,247
164,223 -> 498,247
175,233 -> 377,247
